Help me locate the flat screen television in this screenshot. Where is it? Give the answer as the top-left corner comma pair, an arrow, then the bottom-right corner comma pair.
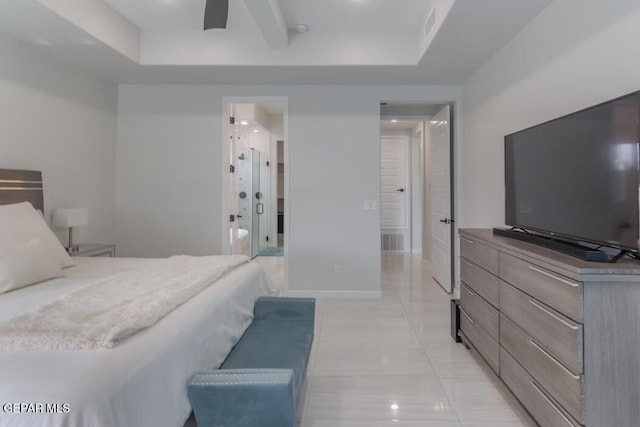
503,91 -> 640,257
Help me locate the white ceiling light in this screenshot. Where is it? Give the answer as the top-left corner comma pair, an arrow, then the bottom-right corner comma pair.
253,129 -> 260,133
295,24 -> 309,33
391,119 -> 398,123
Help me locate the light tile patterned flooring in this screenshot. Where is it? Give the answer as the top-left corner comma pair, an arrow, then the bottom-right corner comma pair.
296,253 -> 535,427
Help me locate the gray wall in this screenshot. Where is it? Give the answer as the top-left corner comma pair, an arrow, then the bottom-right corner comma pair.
0,32 -> 118,245
116,85 -> 461,296
460,0 -> 640,229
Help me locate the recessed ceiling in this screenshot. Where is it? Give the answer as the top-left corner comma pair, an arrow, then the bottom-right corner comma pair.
104,0 -> 207,30
104,0 -> 433,33
0,0 -> 555,84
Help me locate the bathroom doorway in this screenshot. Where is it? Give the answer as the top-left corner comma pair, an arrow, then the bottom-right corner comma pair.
223,97 -> 288,291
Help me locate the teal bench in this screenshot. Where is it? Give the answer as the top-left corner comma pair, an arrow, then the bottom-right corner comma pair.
188,297 -> 315,427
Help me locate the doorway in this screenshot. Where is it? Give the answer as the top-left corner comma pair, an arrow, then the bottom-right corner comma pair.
380,102 -> 455,293
223,97 -> 288,291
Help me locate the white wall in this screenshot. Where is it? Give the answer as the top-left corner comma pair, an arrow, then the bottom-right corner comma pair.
0,32 -> 118,245
116,85 -> 460,296
461,0 -> 640,228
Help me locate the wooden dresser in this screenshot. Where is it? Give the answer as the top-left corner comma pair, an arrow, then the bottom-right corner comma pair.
459,228 -> 640,427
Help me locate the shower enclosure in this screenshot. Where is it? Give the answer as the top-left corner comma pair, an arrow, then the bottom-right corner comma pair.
235,145 -> 269,258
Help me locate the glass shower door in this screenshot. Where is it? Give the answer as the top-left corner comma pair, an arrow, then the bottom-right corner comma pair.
251,149 -> 265,257
235,144 -> 269,258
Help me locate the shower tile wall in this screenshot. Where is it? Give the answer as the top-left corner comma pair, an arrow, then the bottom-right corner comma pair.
235,131 -> 252,234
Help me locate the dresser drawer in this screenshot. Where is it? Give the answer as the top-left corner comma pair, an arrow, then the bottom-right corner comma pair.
500,315 -> 584,423
500,348 -> 580,427
460,306 -> 499,373
460,234 -> 499,276
461,283 -> 499,341
460,257 -> 499,307
500,281 -> 582,374
499,252 -> 582,322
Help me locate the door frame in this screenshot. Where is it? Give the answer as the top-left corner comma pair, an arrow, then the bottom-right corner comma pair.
379,100 -> 460,296
429,105 -> 454,292
221,96 -> 290,292
411,123 -> 424,253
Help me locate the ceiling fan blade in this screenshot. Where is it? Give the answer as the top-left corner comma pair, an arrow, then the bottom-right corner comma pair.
204,0 -> 229,30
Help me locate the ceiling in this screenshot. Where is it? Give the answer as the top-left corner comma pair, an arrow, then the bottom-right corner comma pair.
380,120 -> 421,131
0,0 -> 554,84
380,102 -> 445,130
104,0 -> 431,32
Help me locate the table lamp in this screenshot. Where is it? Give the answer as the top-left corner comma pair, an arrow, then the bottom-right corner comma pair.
52,207 -> 88,253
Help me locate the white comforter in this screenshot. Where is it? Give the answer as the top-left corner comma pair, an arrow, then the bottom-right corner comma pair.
0,257 -> 277,427
0,255 -> 248,351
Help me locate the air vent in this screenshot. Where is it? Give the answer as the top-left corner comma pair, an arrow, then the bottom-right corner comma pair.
382,233 -> 405,251
425,8 -> 437,42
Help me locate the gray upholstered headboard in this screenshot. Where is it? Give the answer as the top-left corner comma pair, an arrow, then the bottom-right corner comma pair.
0,169 -> 44,212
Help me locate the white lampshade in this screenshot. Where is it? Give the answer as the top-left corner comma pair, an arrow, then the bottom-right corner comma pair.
52,208 -> 88,228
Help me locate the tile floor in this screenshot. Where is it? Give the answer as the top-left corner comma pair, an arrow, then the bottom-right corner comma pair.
253,255 -> 285,291
296,252 -> 536,426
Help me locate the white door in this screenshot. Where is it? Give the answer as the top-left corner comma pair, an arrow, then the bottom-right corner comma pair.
430,106 -> 452,292
381,136 -> 409,248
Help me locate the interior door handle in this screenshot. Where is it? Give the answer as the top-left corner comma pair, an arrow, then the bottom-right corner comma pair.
396,188 -> 405,192
439,218 -> 453,224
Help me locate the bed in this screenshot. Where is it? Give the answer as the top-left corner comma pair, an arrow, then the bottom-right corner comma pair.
0,169 -> 277,427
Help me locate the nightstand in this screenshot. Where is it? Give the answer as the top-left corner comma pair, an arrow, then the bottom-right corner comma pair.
69,244 -> 115,257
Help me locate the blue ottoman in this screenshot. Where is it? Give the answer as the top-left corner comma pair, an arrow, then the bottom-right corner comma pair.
188,297 -> 315,427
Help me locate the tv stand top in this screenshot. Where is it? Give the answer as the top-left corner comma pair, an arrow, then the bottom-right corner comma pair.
460,228 -> 640,281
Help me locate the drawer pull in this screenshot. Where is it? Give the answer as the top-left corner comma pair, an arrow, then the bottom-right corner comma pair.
530,381 -> 575,426
460,307 -> 475,324
529,299 -> 579,330
529,339 -> 580,380
460,236 -> 475,244
462,283 -> 475,296
528,265 -> 579,288
461,259 -> 476,268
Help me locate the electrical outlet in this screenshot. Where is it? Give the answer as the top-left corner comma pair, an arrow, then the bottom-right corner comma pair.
334,264 -> 342,275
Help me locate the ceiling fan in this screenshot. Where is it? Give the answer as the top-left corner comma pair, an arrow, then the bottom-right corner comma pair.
204,0 -> 229,30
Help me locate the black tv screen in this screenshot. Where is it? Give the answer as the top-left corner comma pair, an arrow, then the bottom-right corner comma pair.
505,91 -> 640,251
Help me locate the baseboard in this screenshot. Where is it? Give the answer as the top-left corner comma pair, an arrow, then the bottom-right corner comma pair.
284,290 -> 382,299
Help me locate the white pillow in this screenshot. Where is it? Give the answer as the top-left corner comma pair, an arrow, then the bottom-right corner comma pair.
0,202 -> 74,268
0,239 -> 63,295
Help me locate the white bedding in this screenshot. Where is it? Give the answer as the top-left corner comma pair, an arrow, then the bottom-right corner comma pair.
0,256 -> 277,427
0,255 -> 250,351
